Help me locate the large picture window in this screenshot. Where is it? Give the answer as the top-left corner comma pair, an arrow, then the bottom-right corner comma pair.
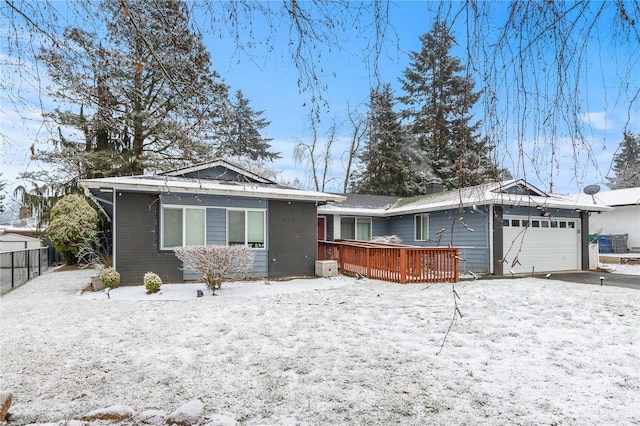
162,206 -> 206,249
415,214 -> 430,241
228,209 -> 266,248
340,217 -> 372,241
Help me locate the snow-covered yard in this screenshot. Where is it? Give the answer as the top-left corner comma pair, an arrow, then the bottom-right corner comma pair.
1,267 -> 639,425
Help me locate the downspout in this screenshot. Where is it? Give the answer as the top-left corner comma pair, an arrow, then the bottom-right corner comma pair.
489,204 -> 494,274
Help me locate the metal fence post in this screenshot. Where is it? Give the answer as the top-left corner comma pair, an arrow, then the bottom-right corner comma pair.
11,251 -> 15,289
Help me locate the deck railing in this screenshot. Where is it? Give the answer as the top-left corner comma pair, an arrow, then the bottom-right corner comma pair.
318,240 -> 459,284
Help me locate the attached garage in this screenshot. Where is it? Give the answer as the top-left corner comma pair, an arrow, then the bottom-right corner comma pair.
319,179 -> 612,277
502,215 -> 580,274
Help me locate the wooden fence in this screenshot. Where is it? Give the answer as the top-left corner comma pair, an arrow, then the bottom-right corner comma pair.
318,240 -> 459,284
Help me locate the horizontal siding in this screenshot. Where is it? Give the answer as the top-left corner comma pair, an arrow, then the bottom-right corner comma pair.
207,208 -> 226,245
386,207 -> 491,273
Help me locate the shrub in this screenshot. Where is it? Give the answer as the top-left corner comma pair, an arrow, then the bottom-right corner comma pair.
47,194 -> 100,265
144,272 -> 162,293
100,267 -> 120,289
173,245 -> 255,294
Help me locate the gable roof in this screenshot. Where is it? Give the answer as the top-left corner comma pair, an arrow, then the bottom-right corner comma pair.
161,159 -> 277,184
80,160 -> 346,220
319,179 -> 612,216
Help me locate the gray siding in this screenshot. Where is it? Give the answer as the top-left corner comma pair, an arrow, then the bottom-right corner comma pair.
386,207 -> 491,273
115,192 -> 182,285
371,217 -> 392,237
268,200 -> 317,278
206,208 -> 226,245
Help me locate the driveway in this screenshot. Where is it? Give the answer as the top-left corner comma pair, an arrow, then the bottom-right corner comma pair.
532,271 -> 640,290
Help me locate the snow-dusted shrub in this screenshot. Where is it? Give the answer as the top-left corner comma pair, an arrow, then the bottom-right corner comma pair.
100,267 -> 120,289
173,245 -> 255,294
144,272 -> 162,293
372,235 -> 403,244
47,194 -> 100,265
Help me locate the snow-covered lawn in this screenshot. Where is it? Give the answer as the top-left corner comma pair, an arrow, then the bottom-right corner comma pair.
1,268 -> 639,425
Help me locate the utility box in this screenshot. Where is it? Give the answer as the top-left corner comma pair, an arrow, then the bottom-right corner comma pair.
315,260 -> 338,277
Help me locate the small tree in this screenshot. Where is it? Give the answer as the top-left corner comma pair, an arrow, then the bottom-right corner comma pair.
173,245 -> 255,294
47,194 -> 99,265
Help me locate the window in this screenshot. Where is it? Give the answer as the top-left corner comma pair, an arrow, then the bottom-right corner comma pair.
162,206 -> 206,249
522,220 -> 530,228
228,209 -> 266,248
415,214 -> 430,241
541,221 -> 549,228
531,220 -> 540,228
502,219 -> 510,227
340,217 -> 372,241
550,221 -> 558,228
568,222 -> 575,229
559,221 -> 567,228
511,219 -> 520,227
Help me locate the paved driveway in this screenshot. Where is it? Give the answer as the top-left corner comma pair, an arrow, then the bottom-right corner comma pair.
532,271 -> 640,290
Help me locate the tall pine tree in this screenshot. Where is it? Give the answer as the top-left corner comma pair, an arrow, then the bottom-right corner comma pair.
34,0 -> 231,181
399,22 -> 497,190
219,90 -> 280,161
350,84 -> 412,196
607,132 -> 640,189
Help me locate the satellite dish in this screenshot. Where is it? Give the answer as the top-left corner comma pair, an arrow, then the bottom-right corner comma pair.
583,184 -> 601,195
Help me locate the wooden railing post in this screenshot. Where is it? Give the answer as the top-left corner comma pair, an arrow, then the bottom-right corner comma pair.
399,248 -> 407,284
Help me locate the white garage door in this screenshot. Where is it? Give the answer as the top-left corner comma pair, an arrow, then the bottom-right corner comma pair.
502,216 -> 580,274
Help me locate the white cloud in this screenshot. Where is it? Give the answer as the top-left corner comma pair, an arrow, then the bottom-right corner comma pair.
580,112 -> 612,131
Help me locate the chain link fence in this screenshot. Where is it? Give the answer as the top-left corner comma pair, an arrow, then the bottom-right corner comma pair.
0,248 -> 49,296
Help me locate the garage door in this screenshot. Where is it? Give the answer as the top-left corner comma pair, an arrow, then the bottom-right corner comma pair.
502,216 -> 580,274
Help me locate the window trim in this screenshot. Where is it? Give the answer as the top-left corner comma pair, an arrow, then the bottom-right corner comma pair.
226,208 -> 267,249
160,204 -> 207,250
415,213 -> 430,241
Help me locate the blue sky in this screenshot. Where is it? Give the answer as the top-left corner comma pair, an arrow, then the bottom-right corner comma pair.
1,1 -> 639,212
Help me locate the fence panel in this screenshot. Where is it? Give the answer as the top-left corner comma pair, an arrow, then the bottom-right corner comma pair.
0,248 -> 49,296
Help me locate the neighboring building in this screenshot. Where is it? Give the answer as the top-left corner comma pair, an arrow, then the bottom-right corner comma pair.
583,187 -> 640,252
319,180 -> 611,276
0,232 -> 43,252
80,159 -> 345,285
0,216 -> 41,238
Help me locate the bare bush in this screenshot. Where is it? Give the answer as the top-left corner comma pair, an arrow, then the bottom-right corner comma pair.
173,245 -> 255,294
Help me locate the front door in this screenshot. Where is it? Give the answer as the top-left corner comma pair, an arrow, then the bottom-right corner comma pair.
317,216 -> 326,240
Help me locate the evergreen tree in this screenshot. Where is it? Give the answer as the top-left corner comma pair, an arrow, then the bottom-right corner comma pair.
34,0 -> 231,181
220,90 -> 280,161
350,84 -> 412,196
607,132 -> 640,189
399,22 -> 498,190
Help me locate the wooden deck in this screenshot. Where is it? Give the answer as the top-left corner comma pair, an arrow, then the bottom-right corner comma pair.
318,240 -> 459,284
